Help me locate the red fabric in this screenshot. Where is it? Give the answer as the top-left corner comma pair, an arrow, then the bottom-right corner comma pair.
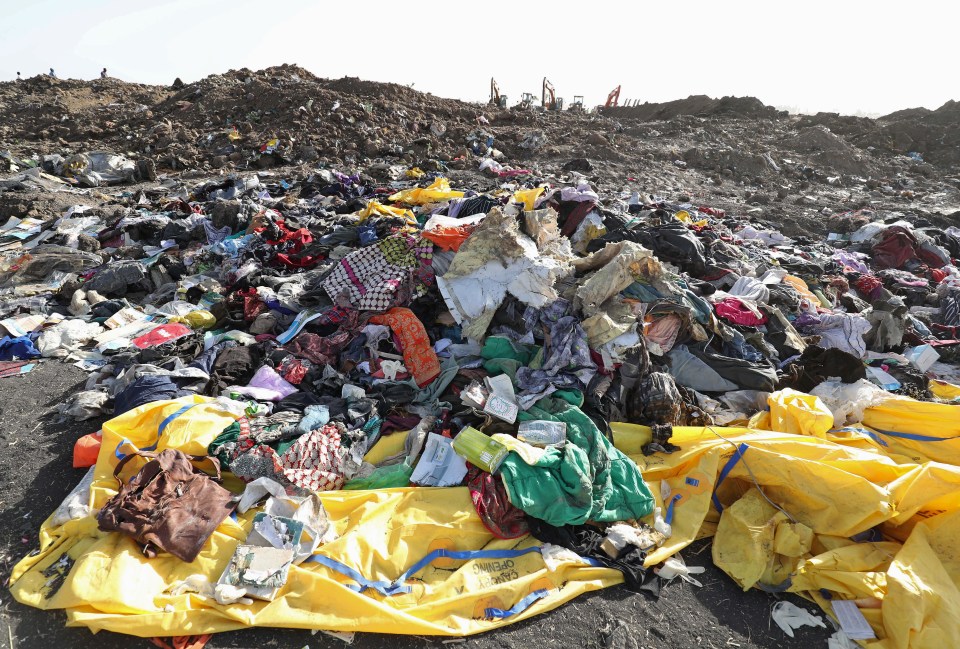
132,323 -> 192,349
698,206 -> 725,217
467,467 -> 529,539
560,200 -> 597,237
931,268 -> 947,283
589,349 -> 618,375
421,224 -> 476,251
714,297 -> 767,326
854,275 -> 883,300
237,288 -> 268,321
264,221 -> 321,268
279,358 -> 308,384
369,307 -> 441,387
871,227 -> 919,270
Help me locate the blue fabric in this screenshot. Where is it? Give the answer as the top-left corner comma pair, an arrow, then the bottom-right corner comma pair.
113,374 -> 190,416
358,224 -> 378,245
0,335 -> 40,361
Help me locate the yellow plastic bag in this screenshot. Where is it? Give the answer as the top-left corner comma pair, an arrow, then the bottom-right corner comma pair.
388,178 -> 464,205
356,200 -> 416,224
712,487 -> 813,590
767,389 -> 834,438
512,186 -> 545,211
170,309 -> 216,330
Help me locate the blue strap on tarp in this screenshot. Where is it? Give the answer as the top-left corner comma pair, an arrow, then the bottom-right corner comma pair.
306,545 -> 547,597
484,589 -> 549,619
833,426 -> 889,447
873,428 -> 960,443
393,546 -> 544,586
114,403 -> 198,459
838,425 -> 960,445
664,493 -> 683,525
711,443 -> 750,513
305,553 -> 405,596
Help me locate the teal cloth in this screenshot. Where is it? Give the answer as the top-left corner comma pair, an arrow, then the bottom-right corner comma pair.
498,396 -> 655,526
480,336 -> 537,364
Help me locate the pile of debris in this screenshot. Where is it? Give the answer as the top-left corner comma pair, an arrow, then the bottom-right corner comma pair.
2,67 -> 960,648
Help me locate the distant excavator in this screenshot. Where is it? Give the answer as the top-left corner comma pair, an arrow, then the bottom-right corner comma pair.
489,77 -> 507,108
542,77 -> 563,111
604,85 -> 621,108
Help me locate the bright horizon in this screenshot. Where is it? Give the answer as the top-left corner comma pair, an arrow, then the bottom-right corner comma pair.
1,0 -> 955,118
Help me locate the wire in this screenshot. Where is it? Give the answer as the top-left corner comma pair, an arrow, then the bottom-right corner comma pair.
704,424 -> 798,523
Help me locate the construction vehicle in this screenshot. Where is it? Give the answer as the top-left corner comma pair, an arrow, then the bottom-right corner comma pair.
604,85 -> 621,109
541,77 -> 563,111
489,78 -> 507,108
520,92 -> 536,109
569,95 -> 585,112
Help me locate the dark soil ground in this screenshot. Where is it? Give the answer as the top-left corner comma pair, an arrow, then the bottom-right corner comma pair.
0,362 -> 834,649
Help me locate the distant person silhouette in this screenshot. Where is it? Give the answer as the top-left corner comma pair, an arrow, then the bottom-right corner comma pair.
16,71 -> 21,81
101,67 -> 107,79
49,68 -> 56,78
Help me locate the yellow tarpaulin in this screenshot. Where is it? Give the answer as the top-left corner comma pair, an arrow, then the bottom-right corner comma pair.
10,392 -> 960,647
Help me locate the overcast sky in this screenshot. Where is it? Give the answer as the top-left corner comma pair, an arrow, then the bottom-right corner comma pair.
1,0 -> 954,117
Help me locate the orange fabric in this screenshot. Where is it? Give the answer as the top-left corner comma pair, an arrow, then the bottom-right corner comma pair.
422,224 -> 476,252
369,307 -> 441,387
73,431 -> 102,468
151,635 -> 212,649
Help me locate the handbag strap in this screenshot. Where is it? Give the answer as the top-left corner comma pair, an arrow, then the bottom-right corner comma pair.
183,453 -> 223,482
113,449 -> 223,487
113,449 -> 158,487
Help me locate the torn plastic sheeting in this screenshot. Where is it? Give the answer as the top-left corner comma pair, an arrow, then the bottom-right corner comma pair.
63,151 -> 136,187
811,379 -> 897,426
574,241 -> 663,316
712,487 -> 815,591
438,209 -> 571,340
512,186 -> 545,211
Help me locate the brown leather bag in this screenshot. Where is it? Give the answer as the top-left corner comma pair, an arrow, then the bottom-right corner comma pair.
97,449 -> 239,562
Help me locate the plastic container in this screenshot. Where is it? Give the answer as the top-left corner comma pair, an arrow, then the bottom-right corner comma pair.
452,426 -> 509,474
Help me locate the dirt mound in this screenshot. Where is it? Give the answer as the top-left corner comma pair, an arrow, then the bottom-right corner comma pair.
798,101 -> 960,168
0,75 -> 169,148
600,95 -> 785,121
780,126 -> 875,175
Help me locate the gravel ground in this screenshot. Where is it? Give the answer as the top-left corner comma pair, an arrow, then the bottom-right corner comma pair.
0,362 -> 834,649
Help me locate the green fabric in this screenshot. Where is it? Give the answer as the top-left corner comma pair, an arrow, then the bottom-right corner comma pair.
550,389 -> 584,408
480,336 -> 537,365
498,396 -> 655,526
482,358 -> 521,381
208,419 -> 298,470
343,462 -> 414,490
